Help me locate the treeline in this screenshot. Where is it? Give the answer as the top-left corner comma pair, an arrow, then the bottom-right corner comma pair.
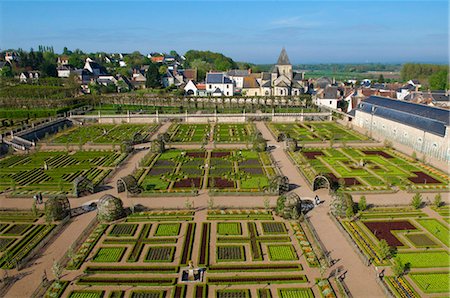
401,63 -> 448,90
295,63 -> 401,72
1,47 -> 59,77
184,50 -> 238,80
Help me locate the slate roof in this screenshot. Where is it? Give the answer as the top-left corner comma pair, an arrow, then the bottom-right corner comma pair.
206,73 -> 232,84
357,96 -> 450,136
324,86 -> 339,99
228,69 -> 249,77
293,72 -> 303,80
261,72 -> 271,80
277,48 -> 291,65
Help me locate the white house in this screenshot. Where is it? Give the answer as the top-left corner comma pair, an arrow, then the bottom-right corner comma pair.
205,72 -> 234,96
315,86 -> 342,110
19,71 -> 40,83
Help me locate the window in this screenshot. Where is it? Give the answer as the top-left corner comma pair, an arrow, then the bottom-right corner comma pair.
280,90 -> 283,95
209,85 -> 212,89
418,137 -> 422,142
432,143 -> 438,148
329,101 -> 332,105
226,92 -> 229,96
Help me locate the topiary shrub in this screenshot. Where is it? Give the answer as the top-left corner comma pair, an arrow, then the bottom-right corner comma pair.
97,194 -> 124,222
44,195 -> 71,222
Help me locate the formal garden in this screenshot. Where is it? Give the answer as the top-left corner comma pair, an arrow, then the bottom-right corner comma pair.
166,123 -> 257,144
268,121 -> 369,143
49,123 -> 158,145
337,206 -> 449,297
0,150 -> 127,196
0,211 -> 56,269
134,149 -> 278,194
289,147 -> 450,193
46,209 -> 335,298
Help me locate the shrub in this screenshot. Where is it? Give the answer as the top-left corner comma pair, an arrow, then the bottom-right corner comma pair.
358,196 -> 367,211
411,193 -> 423,209
434,193 -> 442,208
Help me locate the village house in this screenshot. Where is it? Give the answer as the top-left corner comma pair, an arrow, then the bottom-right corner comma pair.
205,72 -> 234,96
19,71 -> 40,83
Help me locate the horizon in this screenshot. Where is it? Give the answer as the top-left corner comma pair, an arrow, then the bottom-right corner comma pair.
0,0 -> 448,64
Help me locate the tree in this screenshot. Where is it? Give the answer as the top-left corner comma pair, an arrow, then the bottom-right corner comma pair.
158,65 -> 168,75
392,257 -> 405,277
52,260 -> 63,281
358,196 -> 367,211
345,206 -> 354,218
377,74 -> 385,83
411,193 -> 423,209
145,62 -> 161,88
31,201 -> 38,216
429,70 -> 449,90
434,193 -> 442,208
264,197 -> 271,210
377,239 -> 391,260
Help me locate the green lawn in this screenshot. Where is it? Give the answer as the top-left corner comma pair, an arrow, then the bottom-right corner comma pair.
396,251 -> 450,268
417,219 -> 450,247
410,272 -> 450,293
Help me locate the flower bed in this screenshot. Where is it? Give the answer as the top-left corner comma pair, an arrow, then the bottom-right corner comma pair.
316,279 -> 337,298
67,224 -> 108,270
291,223 -> 319,267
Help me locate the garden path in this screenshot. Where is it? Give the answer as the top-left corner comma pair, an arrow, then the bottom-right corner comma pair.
4,212 -> 96,298
256,121 -> 385,297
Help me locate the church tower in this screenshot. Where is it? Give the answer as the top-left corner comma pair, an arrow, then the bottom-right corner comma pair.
276,48 -> 293,80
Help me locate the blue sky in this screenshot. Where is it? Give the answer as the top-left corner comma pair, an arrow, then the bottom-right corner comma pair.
0,0 -> 448,64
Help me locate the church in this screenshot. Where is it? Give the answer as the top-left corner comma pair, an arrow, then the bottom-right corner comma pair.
240,48 -> 306,96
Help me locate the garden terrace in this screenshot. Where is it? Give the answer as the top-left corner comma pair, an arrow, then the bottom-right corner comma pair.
49,123 -> 158,145
0,150 -> 126,196
134,149 -> 277,195
0,211 -> 56,269
268,121 -> 369,143
167,123 -> 210,143
213,123 -> 256,143
56,210 -> 326,297
337,206 -> 450,297
289,147 -> 450,193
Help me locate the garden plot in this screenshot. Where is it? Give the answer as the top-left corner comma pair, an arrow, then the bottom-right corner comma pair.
0,211 -> 56,269
51,124 -> 157,145
137,150 -> 206,193
289,147 -> 450,193
134,149 -> 277,194
338,206 -> 450,297
213,123 -> 256,143
268,121 -> 368,143
0,150 -> 126,196
167,123 -> 210,143
208,150 -> 276,193
56,210 -> 330,298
